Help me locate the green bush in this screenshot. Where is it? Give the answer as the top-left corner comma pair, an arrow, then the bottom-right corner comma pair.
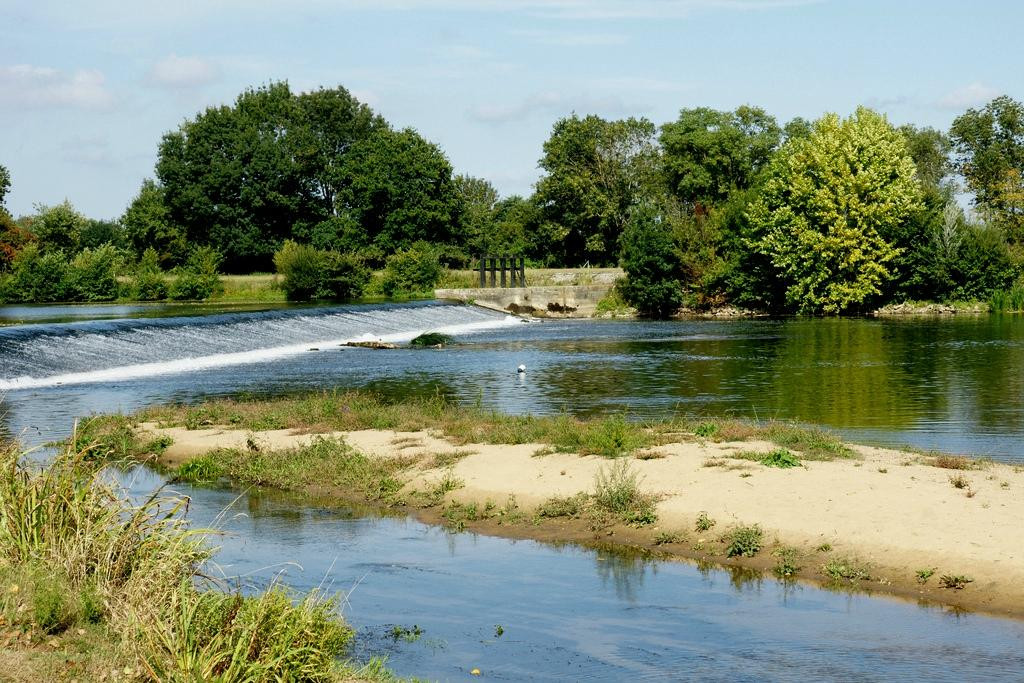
379,241 -> 442,296
274,240 -> 369,301
0,243 -> 70,302
618,202 -> 684,318
66,244 -> 121,301
132,248 -> 168,300
723,524 -> 763,557
169,246 -> 220,300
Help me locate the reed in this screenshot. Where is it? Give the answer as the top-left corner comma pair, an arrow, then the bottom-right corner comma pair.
0,436 -> 397,681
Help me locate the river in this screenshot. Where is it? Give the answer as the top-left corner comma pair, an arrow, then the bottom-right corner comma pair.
1,301 -> 1022,681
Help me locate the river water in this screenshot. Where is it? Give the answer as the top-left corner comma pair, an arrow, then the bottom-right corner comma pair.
1,301 -> 1023,681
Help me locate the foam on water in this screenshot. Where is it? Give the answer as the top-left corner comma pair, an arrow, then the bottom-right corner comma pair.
0,302 -> 522,390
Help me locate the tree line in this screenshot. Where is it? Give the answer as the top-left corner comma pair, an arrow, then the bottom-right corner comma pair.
0,82 -> 1022,313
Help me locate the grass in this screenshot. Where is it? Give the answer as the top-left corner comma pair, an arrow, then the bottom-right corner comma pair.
915,567 -> 936,584
931,454 -> 979,470
533,461 -> 657,527
822,557 -> 872,583
0,438 -> 396,682
722,525 -> 763,558
131,390 -> 876,468
592,460 -> 658,526
989,284 -> 1024,313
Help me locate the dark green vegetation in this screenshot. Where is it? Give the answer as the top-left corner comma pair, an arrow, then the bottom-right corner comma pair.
4,89 -> 1024,309
409,332 -> 454,347
0,440 -> 404,682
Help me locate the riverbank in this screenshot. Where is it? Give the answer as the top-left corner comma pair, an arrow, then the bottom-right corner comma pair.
0,439 -> 409,682
82,392 -> 1024,620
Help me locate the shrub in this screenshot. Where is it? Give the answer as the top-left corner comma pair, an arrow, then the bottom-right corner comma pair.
66,244 -> 122,301
132,247 -> 168,300
723,524 -> 763,557
410,332 -> 453,347
0,243 -> 70,302
169,246 -> 220,301
618,202 -> 685,318
274,240 -> 368,301
379,241 -> 442,296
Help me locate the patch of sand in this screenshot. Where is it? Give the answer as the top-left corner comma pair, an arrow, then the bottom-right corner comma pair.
143,424 -> 1024,617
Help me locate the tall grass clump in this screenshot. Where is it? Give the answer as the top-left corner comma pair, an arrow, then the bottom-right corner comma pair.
0,437 -> 363,680
990,284 -> 1024,313
592,460 -> 657,525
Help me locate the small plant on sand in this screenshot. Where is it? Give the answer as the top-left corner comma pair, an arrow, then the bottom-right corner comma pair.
772,546 -> 801,578
822,557 -> 872,583
949,474 -> 971,490
723,525 -> 763,558
536,494 -> 587,519
932,455 -> 975,470
759,448 -> 801,469
653,530 -> 686,546
695,512 -> 716,532
694,422 -> 719,439
939,574 -> 973,590
816,543 -> 832,553
592,460 -> 658,526
915,568 -> 936,584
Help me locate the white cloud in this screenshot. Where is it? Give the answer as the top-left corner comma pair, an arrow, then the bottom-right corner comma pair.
0,64 -> 113,109
938,83 -> 1001,110
469,91 -> 642,123
147,54 -> 219,88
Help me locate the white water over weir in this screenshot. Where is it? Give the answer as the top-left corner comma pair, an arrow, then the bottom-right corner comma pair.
0,302 -> 522,390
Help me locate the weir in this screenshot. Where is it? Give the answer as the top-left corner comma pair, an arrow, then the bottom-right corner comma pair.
0,302 -> 521,390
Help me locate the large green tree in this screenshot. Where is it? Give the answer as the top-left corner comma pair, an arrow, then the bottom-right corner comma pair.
334,127 -> 461,258
950,95 -> 1024,237
156,82 -> 381,271
121,180 -> 188,267
31,201 -> 87,255
535,115 -> 659,266
748,108 -> 922,314
660,106 -> 781,208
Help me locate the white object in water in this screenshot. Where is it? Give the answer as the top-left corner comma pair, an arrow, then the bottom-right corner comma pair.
517,364 -> 527,374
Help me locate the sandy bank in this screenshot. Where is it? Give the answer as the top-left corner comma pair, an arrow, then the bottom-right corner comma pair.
142,422 -> 1024,619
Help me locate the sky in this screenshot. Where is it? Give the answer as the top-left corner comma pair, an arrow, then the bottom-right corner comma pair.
1,0 -> 1021,219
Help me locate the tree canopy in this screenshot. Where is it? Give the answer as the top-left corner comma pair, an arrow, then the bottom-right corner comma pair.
535,115 -> 659,266
660,106 -> 781,207
951,95 -> 1024,239
748,108 -> 923,314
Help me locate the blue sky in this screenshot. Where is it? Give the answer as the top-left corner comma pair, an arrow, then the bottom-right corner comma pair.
1,0 -> 1020,218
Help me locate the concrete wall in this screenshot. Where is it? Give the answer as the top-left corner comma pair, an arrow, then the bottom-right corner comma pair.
435,285 -> 614,318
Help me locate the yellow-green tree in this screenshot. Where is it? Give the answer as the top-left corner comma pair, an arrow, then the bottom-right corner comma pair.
747,108 -> 922,314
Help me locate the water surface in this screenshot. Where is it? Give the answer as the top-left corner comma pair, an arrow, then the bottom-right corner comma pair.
3,302 -> 1024,681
